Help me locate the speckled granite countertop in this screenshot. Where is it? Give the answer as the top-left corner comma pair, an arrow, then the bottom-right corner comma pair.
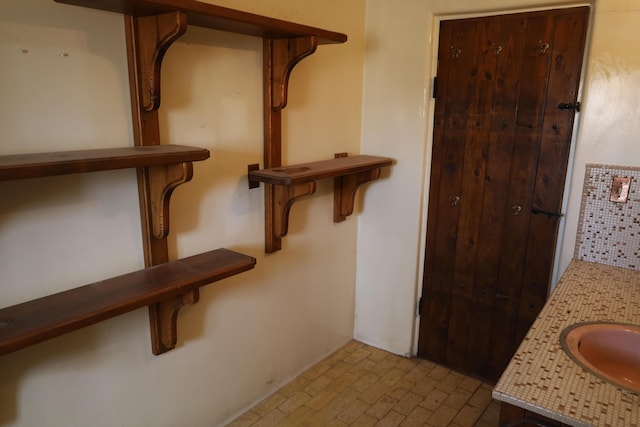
493,259 -> 640,427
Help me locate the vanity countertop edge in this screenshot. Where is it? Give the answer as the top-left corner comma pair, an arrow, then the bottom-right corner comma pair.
492,259 -> 640,427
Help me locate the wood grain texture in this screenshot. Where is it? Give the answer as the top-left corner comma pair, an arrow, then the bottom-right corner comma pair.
0,145 -> 209,181
54,0 -> 347,44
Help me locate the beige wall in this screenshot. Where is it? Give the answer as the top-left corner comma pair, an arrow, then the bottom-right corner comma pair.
356,0 -> 640,355
4,0 -> 640,425
0,0 -> 365,426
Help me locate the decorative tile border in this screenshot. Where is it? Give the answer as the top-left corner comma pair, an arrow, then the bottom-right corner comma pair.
575,164 -> 640,270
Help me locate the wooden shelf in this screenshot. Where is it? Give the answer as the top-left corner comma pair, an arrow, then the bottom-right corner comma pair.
248,154 -> 393,252
1,145 -> 210,240
249,155 -> 393,185
0,145 -> 209,181
0,249 -> 256,356
54,0 -> 347,45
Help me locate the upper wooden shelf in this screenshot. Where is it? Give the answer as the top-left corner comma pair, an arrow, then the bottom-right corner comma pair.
54,0 -> 347,45
0,145 -> 209,181
248,155 -> 393,186
0,248 -> 256,357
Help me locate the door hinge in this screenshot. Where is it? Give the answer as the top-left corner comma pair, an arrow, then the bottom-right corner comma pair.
558,101 -> 581,112
432,77 -> 438,99
417,297 -> 423,316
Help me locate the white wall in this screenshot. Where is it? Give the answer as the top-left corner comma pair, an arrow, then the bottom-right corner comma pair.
0,1 -> 365,426
356,0 -> 640,356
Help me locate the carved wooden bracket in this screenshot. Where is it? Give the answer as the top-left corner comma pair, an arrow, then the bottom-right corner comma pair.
267,37 -> 318,111
272,182 -> 316,238
149,290 -> 199,355
334,168 -> 382,223
145,162 -> 194,239
130,11 -> 187,112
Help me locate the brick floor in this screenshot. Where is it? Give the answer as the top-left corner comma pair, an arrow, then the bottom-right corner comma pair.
226,341 -> 500,427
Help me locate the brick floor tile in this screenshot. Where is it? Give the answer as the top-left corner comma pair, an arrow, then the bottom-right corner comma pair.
367,348 -> 390,362
393,392 -> 424,415
427,365 -> 450,381
366,394 -> 398,419
345,348 -> 373,363
330,372 -> 360,393
361,383 -> 391,405
401,406 -> 434,427
451,404 -> 483,427
375,410 -> 405,427
458,376 -> 482,392
306,388 -> 339,411
371,359 -> 398,377
251,409 -> 286,427
305,375 -> 334,396
337,399 -> 370,424
420,388 -> 450,412
279,391 -> 312,414
427,404 -> 458,427
380,368 -> 407,387
395,357 -> 418,372
443,387 -> 473,410
352,413 -> 379,427
303,361 -> 334,380
410,377 -> 437,397
386,385 -> 410,401
467,384 -> 493,409
325,362 -> 351,379
251,393 -> 287,417
225,411 -> 260,427
279,376 -> 311,398
279,405 -> 317,426
325,419 -> 350,427
352,372 -> 381,393
435,372 -> 464,393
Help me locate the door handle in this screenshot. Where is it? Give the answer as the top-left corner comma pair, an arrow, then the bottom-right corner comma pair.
511,205 -> 522,216
450,196 -> 460,206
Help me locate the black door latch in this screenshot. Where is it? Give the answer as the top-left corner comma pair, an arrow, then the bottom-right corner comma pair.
532,207 -> 564,218
558,102 -> 581,112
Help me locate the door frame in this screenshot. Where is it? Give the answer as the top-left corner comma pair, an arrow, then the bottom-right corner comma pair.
412,2 -> 594,354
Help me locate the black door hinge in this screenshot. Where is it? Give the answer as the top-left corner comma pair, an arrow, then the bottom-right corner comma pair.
532,207 -> 564,218
432,77 -> 438,99
417,297 -> 423,316
558,101 -> 581,112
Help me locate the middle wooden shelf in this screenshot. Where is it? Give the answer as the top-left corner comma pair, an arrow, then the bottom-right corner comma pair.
248,154 -> 393,253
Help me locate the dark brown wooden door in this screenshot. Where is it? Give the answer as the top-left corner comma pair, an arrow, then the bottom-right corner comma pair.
417,7 -> 589,382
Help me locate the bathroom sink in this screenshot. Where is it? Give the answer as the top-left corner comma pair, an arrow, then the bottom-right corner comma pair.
560,322 -> 640,394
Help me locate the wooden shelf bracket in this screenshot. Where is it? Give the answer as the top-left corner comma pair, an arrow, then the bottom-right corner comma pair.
273,182 -> 316,238
146,162 -> 194,239
131,11 -> 187,112
334,168 -> 382,223
148,289 -> 199,355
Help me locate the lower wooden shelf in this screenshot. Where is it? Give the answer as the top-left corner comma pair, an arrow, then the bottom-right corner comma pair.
0,248 -> 256,356
248,154 -> 393,253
